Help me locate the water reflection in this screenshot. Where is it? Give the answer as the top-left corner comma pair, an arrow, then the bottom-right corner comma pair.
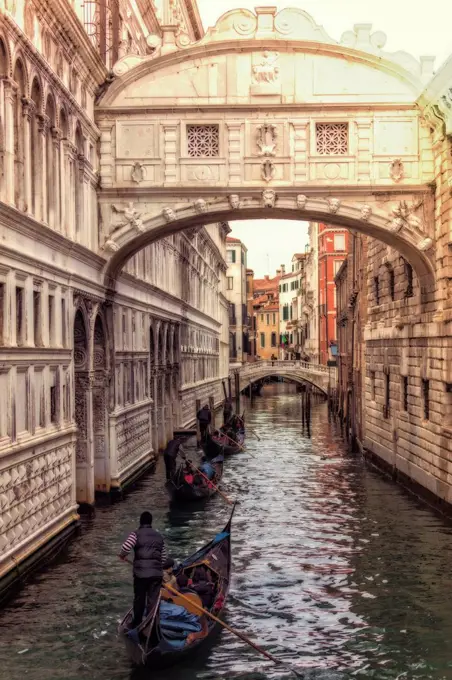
1,383 -> 452,679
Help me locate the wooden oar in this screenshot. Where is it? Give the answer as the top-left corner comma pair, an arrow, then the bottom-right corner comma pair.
186,460 -> 232,505
163,583 -> 302,676
248,427 -> 261,442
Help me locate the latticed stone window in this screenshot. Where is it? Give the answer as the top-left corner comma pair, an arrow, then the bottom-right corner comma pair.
187,125 -> 220,157
316,123 -> 348,155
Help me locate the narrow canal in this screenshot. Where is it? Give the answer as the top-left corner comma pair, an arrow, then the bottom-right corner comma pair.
1,384 -> 452,680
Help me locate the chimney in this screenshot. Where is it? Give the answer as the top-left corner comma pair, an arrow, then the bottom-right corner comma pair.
264,274 -> 270,280
280,264 -> 285,274
275,270 -> 281,276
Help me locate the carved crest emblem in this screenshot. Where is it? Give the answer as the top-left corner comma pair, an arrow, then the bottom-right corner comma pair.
256,124 -> 277,157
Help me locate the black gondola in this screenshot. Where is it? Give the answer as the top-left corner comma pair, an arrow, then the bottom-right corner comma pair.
119,505 -> 236,668
202,432 -> 244,457
165,454 -> 224,502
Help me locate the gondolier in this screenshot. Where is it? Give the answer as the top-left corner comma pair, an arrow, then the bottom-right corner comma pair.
119,511 -> 169,631
197,404 -> 212,441
223,398 -> 233,425
163,437 -> 187,480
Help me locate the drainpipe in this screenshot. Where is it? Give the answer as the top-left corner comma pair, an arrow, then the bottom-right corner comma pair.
325,256 -> 329,364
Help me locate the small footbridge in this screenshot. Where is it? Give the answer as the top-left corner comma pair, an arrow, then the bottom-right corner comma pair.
231,360 -> 336,397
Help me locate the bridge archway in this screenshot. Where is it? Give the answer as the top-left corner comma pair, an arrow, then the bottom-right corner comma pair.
97,6 -> 438,305
241,372 -> 328,397
102,197 -> 436,301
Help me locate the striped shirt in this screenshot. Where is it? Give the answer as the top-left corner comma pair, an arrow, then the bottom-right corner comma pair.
120,531 -> 168,564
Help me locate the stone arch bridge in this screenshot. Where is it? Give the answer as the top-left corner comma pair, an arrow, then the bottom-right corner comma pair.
231,360 -> 336,397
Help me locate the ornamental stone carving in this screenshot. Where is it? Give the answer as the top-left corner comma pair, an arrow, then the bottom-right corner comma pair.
361,205 -> 372,221
252,51 -> 280,85
327,198 -> 341,214
131,162 -> 146,184
229,194 -> 240,209
111,202 -> 144,233
194,198 -> 208,214
296,195 -> 307,210
256,123 -> 277,156
418,237 -> 434,252
261,159 -> 276,182
389,158 -> 404,182
162,207 -> 176,222
262,189 -> 276,208
104,239 -> 120,252
390,200 -> 423,233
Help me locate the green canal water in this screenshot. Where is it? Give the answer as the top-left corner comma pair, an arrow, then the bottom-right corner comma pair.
1,384 -> 452,679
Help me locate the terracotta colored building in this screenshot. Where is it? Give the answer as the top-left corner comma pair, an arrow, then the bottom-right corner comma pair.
318,224 -> 349,365
252,271 -> 281,360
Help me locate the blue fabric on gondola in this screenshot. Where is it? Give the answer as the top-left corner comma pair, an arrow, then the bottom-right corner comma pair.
211,531 -> 229,545
199,462 -> 215,479
159,602 -> 202,642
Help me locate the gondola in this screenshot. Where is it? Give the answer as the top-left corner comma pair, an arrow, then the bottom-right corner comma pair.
165,454 -> 224,502
202,431 -> 244,457
119,505 -> 235,669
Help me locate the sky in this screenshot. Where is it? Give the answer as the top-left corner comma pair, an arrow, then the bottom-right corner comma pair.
195,0 -> 452,277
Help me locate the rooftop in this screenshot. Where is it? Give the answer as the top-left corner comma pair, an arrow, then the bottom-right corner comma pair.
226,236 -> 242,244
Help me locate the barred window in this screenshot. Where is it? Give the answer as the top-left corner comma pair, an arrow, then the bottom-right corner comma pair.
187,125 -> 220,157
316,123 -> 348,155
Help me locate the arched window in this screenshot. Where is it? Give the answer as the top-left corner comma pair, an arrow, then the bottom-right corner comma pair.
13,59 -> 26,210
45,94 -> 56,226
30,77 -> 42,218
74,123 -> 84,240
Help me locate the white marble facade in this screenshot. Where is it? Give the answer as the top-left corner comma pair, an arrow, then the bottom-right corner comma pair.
0,0 -> 226,582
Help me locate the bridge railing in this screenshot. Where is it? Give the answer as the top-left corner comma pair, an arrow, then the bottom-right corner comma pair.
237,360 -> 332,375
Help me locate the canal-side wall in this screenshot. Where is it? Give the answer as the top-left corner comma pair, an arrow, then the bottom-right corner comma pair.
362,62 -> 452,504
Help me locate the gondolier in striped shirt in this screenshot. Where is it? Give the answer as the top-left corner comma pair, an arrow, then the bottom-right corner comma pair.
119,511 -> 169,630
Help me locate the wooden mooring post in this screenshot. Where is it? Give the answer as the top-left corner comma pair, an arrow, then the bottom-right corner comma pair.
209,395 -> 215,430
195,399 -> 201,442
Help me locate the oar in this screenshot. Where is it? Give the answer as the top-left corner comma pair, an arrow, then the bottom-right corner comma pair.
221,431 -> 256,458
186,460 -> 233,505
163,583 -> 303,676
248,427 -> 261,442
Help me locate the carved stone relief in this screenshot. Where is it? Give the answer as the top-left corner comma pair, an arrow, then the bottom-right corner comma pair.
261,159 -> 276,182
131,162 -> 146,184
262,189 -> 276,208
229,194 -> 240,209
327,198 -> 341,214
296,195 -> 307,210
256,123 -> 277,156
111,202 -> 144,233
193,198 -> 208,214
162,207 -> 176,222
251,51 -> 280,94
389,158 -> 404,182
361,205 -> 372,221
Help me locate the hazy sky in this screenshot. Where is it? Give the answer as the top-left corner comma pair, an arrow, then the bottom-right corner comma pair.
196,0 -> 452,277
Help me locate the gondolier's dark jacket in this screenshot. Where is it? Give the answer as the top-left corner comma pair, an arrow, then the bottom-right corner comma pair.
120,524 -> 168,579
197,407 -> 211,424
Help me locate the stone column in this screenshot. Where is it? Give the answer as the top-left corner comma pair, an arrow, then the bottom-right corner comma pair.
162,122 -> 179,184
226,121 -> 243,185
99,122 -> 114,188
292,120 -> 309,184
21,98 -> 34,215
3,79 -> 17,206
37,114 -> 49,222
63,141 -> 76,239
60,136 -> 67,235
54,286 -> 63,348
51,127 -> 62,230
24,275 -> 34,348
41,280 -> 50,347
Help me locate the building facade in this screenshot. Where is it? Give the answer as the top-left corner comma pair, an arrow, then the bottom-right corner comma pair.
0,0 -> 227,586
252,272 -> 281,360
225,236 -> 249,366
301,223 -> 319,363
318,224 -> 349,365
335,233 -> 368,445
279,257 -> 305,359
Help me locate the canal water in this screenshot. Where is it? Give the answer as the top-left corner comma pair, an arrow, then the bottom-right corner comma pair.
1,384 -> 452,680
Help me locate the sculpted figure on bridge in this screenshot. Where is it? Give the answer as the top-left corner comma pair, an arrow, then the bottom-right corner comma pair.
360,205 -> 372,221
162,207 -> 176,222
111,202 -> 144,233
194,198 -> 208,214
327,198 -> 341,214
390,200 -> 424,234
262,189 -> 276,208
228,194 -> 241,209
296,194 -> 308,210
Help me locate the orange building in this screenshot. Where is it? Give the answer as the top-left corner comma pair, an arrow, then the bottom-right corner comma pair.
252,271 -> 281,360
